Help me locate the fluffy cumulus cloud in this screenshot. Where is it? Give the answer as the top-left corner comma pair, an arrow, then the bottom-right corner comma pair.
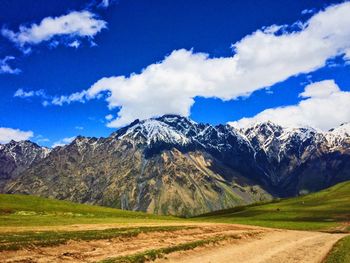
52,136 -> 75,148
17,2 -> 350,128
0,56 -> 21,74
0,127 -> 33,144
299,80 -> 340,98
229,80 -> 350,131
2,11 -> 107,49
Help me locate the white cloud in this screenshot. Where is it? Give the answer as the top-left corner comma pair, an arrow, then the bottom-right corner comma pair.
52,136 -> 75,148
51,91 -> 87,106
301,8 -> 315,15
14,89 -> 86,105
14,88 -> 46,98
34,135 -> 50,143
0,127 -> 33,144
2,11 -> 107,49
229,80 -> 350,131
99,0 -> 110,8
37,138 -> 50,143
0,56 -> 21,74
343,48 -> 350,63
299,80 -> 340,98
68,40 -> 81,48
75,126 -> 84,130
16,2 -> 350,128
105,114 -> 113,120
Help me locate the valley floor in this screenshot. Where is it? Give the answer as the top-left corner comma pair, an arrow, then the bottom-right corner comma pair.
0,222 -> 346,263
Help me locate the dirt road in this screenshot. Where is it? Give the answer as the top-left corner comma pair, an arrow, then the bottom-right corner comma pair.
157,229 -> 345,263
0,223 -> 345,263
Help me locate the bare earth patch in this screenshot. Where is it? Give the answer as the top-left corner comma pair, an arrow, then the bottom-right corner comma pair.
0,222 -> 191,233
156,230 -> 346,263
0,223 -> 345,263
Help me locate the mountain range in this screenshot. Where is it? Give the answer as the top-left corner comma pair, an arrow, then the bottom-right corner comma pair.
1,115 -> 349,216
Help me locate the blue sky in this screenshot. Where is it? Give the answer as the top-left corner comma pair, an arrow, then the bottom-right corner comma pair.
0,0 -> 350,147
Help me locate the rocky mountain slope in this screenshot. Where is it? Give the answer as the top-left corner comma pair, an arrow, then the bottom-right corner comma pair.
0,140 -> 50,191
241,121 -> 350,196
1,115 -> 349,216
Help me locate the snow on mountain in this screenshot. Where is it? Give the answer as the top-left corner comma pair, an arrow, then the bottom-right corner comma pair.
118,118 -> 191,146
1,115 -> 350,215
0,140 -> 50,190
239,120 -> 350,158
111,115 -> 350,162
324,122 -> 350,149
241,121 -> 283,155
329,122 -> 350,136
157,115 -> 200,136
0,140 -> 50,164
114,115 -> 255,156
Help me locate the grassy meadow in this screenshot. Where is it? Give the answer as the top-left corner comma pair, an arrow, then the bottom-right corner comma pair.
0,181 -> 349,262
0,194 -> 182,227
0,194 -> 188,253
195,181 -> 350,231
1,181 -> 350,231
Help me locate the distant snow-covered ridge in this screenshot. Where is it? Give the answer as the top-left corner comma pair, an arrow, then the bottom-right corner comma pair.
0,115 -> 349,216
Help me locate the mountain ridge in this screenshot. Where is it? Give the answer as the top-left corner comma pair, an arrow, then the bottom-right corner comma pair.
1,115 -> 349,216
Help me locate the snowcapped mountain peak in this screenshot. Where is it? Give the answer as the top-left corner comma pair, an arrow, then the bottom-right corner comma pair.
155,114 -> 196,124
242,121 -> 322,141
240,122 -> 324,165
155,114 -> 200,137
243,121 -> 283,139
252,120 -> 283,130
118,118 -> 190,145
113,114 -> 254,153
241,121 -> 283,151
323,122 -> 350,149
107,115 -> 350,158
329,122 -> 350,137
281,127 -> 318,142
2,117 -> 350,211
3,140 -> 50,155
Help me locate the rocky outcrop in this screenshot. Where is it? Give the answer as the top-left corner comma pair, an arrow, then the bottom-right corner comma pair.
0,140 -> 50,191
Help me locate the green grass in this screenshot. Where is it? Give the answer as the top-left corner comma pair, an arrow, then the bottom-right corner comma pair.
100,234 -> 242,263
324,235 -> 350,263
195,181 -> 350,231
0,183 -> 350,260
0,194 -> 192,252
0,225 -> 191,251
0,194 -> 182,227
2,181 -> 350,232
